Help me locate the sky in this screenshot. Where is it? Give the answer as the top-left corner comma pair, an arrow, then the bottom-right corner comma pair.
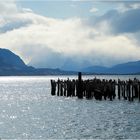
0,0 -> 140,70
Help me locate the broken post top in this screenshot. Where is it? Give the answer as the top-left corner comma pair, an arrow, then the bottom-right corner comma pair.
78,72 -> 82,81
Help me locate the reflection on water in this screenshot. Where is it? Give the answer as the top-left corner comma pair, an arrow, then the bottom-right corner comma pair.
0,75 -> 140,139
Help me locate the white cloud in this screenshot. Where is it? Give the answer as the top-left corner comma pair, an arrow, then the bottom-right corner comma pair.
90,7 -> 99,13
0,0 -> 18,16
0,1 -> 140,69
117,2 -> 140,12
22,8 -> 33,13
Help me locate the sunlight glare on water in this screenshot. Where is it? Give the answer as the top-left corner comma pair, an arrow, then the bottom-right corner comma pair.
0,75 -> 140,139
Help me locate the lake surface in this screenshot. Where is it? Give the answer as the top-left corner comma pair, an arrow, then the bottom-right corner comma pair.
0,75 -> 140,139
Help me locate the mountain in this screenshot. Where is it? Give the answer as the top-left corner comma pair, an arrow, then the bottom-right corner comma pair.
0,48 -> 34,75
82,61 -> 140,74
107,61 -> 140,74
0,48 -> 139,75
0,48 -> 76,75
0,48 -> 27,69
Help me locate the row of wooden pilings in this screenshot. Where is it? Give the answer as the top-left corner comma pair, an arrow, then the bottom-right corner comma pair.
50,72 -> 140,101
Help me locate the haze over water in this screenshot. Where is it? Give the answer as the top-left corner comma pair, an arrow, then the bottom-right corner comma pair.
0,75 -> 140,139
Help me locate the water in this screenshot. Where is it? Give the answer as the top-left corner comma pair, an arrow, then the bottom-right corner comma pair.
0,75 -> 140,139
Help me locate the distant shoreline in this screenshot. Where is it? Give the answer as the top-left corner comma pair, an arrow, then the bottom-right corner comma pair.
0,73 -> 140,77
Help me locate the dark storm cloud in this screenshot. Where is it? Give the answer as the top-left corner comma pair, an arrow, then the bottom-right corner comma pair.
89,8 -> 140,34
107,9 -> 140,34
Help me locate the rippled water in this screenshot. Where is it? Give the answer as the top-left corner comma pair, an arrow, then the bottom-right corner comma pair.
0,75 -> 140,139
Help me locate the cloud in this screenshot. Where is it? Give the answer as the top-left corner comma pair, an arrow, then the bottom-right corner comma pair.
27,46 -> 66,68
90,8 -> 140,34
0,1 -> 140,70
90,7 -> 99,13
0,20 -> 32,33
112,9 -> 140,33
0,0 -> 18,16
22,8 -> 33,13
117,2 -> 140,12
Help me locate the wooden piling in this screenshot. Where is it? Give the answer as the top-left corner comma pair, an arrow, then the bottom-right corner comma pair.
124,82 -> 127,100
127,83 -> 131,101
51,80 -> 56,96
86,83 -> 92,99
67,80 -> 70,97
51,76 -> 140,102
138,83 -> 140,101
57,79 -> 60,96
131,84 -> 134,101
118,83 -> 121,100
77,72 -> 83,99
60,81 -> 63,96
63,81 -> 66,96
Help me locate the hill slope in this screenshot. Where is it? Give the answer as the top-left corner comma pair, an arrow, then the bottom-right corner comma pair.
83,61 -> 140,74
0,48 -> 139,75
107,61 -> 140,74
0,48 -> 27,69
0,48 -> 76,75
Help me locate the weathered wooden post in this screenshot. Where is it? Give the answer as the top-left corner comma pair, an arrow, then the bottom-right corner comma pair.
60,81 -> 63,96
57,79 -> 60,96
131,84 -> 134,101
135,84 -> 138,99
51,80 -> 53,95
51,80 -> 56,96
77,72 -> 83,99
72,80 -> 76,96
118,79 -> 121,100
86,82 -> 93,99
124,82 -> 127,100
134,84 -> 138,99
122,81 -> 126,100
138,82 -> 140,102
127,83 -> 131,101
63,81 -> 67,96
67,79 -> 71,97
